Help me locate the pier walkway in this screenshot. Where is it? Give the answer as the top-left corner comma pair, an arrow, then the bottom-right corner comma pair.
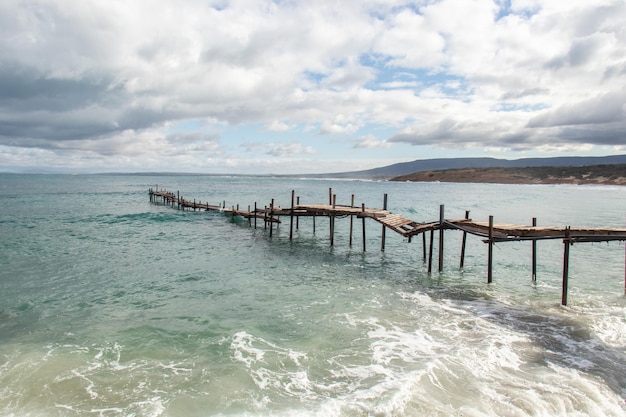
149,187 -> 626,305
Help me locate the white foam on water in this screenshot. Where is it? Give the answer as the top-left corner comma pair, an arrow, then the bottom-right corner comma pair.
394,290 -> 626,416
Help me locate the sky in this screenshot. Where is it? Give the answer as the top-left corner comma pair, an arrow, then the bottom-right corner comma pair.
1,0 -> 625,174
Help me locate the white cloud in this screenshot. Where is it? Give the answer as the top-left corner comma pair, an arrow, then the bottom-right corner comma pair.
353,135 -> 392,149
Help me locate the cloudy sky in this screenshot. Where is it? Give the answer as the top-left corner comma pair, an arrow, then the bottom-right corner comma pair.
1,0 -> 625,174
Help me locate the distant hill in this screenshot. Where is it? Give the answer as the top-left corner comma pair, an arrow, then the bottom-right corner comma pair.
313,155 -> 626,179
389,164 -> 626,185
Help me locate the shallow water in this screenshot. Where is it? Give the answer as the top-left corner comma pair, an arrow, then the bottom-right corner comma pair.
0,174 -> 625,416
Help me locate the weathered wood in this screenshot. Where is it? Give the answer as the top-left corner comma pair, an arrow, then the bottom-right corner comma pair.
422,232 -> 427,263
460,210 -> 469,268
428,229 -> 434,273
439,204 -> 444,272
330,194 -> 336,246
270,199 -> 274,237
349,194 -> 355,247
532,217 -> 537,282
290,190 -> 295,241
362,203 -> 366,252
562,227 -> 571,306
296,196 -> 300,230
488,215 -> 494,284
381,194 -> 388,252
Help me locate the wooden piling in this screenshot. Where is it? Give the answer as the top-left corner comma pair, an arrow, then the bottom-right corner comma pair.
290,190 -> 295,241
532,217 -> 537,282
422,232 -> 427,263
362,203 -> 366,252
460,210 -> 469,268
330,194 -> 336,246
296,196 -> 300,230
349,194 -> 355,247
270,199 -> 274,237
381,194 -> 388,252
562,227 -> 571,306
438,204 -> 444,272
487,215 -> 494,284
428,229 -> 434,273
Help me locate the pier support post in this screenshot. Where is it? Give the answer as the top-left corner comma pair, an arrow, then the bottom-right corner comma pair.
362,203 -> 366,252
381,194 -> 388,252
532,217 -> 537,282
460,210 -> 469,268
428,229 -> 434,273
296,197 -> 300,230
349,194 -> 355,247
254,202 -> 258,229
177,191 -> 180,210
422,232 -> 427,263
562,227 -> 571,306
270,199 -> 274,237
330,194 -> 336,246
488,215 -> 494,283
290,190 -> 295,241
438,204 -> 444,272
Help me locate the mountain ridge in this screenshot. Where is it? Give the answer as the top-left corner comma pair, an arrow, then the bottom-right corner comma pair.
312,155 -> 626,179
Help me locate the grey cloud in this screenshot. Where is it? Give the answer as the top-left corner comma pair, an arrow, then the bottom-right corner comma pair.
500,88 -> 550,101
553,125 -> 626,146
527,89 -> 626,128
388,118 -> 526,147
0,65 -> 122,113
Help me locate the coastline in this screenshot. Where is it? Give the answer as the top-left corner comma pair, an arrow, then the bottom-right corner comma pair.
389,164 -> 626,186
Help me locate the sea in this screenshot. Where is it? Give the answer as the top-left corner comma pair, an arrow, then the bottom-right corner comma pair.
1,173 -> 625,417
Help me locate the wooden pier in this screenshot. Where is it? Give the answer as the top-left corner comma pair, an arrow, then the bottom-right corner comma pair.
149,187 -> 626,305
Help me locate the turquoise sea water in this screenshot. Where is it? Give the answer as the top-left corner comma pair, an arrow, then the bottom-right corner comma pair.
1,173 -> 625,416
